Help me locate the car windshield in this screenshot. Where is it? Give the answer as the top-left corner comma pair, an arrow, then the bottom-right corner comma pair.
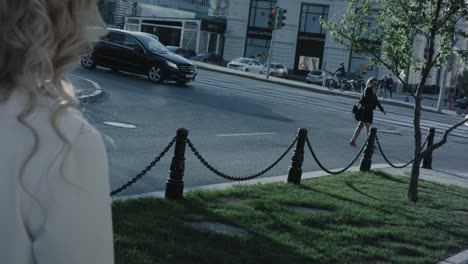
137,34 -> 169,53
239,58 -> 251,64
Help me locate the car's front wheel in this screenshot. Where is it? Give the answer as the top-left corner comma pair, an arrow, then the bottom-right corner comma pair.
81,54 -> 97,70
148,65 -> 165,83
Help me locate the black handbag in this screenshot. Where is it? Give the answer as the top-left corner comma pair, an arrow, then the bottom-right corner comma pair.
353,104 -> 362,121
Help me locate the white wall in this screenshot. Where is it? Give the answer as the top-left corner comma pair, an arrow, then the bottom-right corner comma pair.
223,0 -> 249,60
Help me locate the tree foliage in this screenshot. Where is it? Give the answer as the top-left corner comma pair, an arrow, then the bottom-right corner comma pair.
322,0 -> 468,201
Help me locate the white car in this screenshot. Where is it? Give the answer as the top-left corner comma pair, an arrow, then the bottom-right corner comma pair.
306,70 -> 325,84
263,63 -> 288,78
226,57 -> 264,74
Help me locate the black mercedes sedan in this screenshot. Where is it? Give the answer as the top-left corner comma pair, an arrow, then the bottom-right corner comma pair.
81,29 -> 197,84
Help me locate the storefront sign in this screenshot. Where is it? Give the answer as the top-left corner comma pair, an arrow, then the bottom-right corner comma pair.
246,27 -> 272,40
201,19 -> 226,33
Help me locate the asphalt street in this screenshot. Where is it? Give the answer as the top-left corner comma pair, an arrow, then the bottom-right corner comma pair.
71,66 -> 468,197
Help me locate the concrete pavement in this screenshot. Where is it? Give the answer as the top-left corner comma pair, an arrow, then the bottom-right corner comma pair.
193,61 -> 464,117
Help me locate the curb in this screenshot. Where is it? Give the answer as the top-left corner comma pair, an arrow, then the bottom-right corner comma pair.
439,249 -> 468,264
70,74 -> 103,101
193,62 -> 456,116
113,164 -> 390,201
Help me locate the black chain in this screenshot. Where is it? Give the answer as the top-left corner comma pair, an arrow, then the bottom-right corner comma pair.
187,136 -> 298,181
110,138 -> 176,196
305,136 -> 367,175
375,134 -> 429,169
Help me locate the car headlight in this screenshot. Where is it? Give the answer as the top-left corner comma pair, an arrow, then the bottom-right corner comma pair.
166,61 -> 178,70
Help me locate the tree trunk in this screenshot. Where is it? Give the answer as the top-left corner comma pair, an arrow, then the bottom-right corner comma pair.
408,154 -> 422,202
408,87 -> 423,202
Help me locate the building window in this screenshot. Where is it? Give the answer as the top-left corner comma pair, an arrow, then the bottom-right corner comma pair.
299,4 -> 328,34
245,38 -> 270,62
248,0 -> 277,28
349,9 -> 380,80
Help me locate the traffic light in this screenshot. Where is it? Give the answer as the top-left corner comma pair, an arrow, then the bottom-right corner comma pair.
268,7 -> 277,29
276,8 -> 287,29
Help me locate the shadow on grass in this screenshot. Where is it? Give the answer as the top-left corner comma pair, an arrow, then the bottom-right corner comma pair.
344,180 -> 381,201
113,196 -> 320,264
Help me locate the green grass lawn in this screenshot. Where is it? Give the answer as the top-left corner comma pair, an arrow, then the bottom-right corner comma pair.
112,171 -> 468,264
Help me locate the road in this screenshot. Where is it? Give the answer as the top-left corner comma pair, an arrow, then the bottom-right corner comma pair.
71,66 -> 468,196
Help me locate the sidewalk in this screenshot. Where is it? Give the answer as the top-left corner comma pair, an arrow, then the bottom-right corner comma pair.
193,61 -> 461,117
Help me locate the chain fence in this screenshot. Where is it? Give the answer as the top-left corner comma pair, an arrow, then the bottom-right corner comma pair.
186,135 -> 298,181
110,127 -> 437,197
305,136 -> 368,175
375,134 -> 429,169
110,138 -> 176,196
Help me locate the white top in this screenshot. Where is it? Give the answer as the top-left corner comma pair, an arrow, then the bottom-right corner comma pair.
0,90 -> 114,263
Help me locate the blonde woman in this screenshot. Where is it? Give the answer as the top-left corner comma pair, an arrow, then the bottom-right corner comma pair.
0,1 -> 114,263
349,77 -> 387,146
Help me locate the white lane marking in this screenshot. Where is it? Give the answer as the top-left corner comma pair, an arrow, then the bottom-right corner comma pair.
103,122 -> 137,129
379,130 -> 401,135
70,74 -> 103,99
216,132 -> 277,137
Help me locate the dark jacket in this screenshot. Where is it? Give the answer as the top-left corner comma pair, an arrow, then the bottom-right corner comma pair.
360,87 -> 385,111
358,87 -> 385,124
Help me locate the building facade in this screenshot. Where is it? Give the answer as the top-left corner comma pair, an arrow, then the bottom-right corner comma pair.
223,0 -> 467,88
100,0 -> 467,90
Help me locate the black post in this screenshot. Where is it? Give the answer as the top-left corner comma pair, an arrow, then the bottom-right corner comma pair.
287,128 -> 307,184
422,128 -> 435,169
360,127 -> 377,172
165,128 -> 188,200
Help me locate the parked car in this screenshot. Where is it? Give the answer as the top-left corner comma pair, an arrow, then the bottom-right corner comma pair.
192,52 -> 226,66
226,57 -> 264,74
306,70 -> 325,84
80,29 -> 196,84
264,63 -> 288,78
166,46 -> 193,59
455,97 -> 468,110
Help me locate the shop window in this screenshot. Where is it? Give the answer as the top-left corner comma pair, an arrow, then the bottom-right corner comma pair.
299,4 -> 328,34
248,0 -> 277,28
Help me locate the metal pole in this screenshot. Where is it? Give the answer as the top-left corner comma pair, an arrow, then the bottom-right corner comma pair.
165,128 -> 188,200
287,128 -> 308,184
266,30 -> 275,79
359,127 -> 377,172
437,64 -> 449,112
422,128 -> 435,169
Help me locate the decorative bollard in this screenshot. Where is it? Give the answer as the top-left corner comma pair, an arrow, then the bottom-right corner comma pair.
165,128 -> 188,200
422,128 -> 435,169
360,127 -> 377,172
287,128 -> 308,184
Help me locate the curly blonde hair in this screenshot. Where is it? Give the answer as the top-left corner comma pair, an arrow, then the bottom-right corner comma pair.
0,0 -> 106,228
0,0 -> 105,145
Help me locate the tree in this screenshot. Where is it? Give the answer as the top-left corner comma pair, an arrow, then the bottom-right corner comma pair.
322,0 -> 468,202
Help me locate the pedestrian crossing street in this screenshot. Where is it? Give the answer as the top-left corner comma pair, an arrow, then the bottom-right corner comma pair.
194,74 -> 468,139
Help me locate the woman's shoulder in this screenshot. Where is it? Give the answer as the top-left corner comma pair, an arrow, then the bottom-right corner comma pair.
33,93 -> 98,142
